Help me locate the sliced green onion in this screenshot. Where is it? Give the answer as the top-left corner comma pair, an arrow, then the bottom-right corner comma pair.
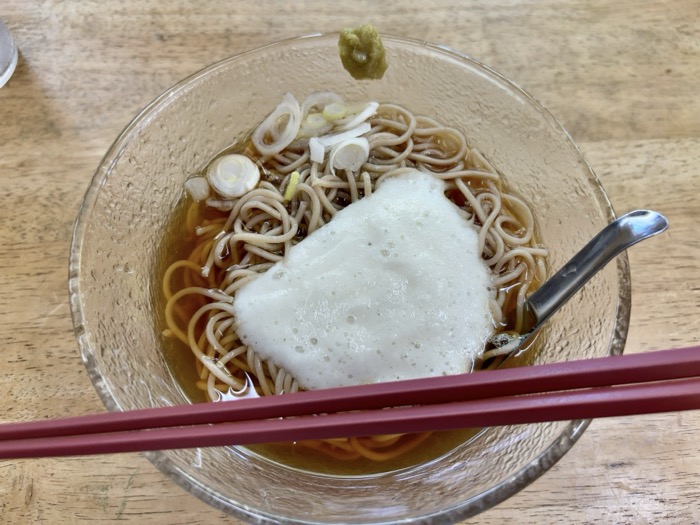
251,93 -> 302,156
305,113 -> 327,128
298,112 -> 333,138
336,102 -> 379,131
322,102 -> 347,121
309,137 -> 325,163
284,171 -> 301,201
207,154 -> 260,199
308,122 -> 372,166
317,122 -> 371,148
301,92 -> 343,119
184,176 -> 211,201
328,138 -> 370,174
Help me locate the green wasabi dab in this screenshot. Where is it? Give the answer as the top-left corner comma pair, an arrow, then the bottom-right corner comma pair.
338,24 -> 388,80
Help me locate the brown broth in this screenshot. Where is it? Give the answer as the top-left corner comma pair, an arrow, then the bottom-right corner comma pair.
243,429 -> 483,476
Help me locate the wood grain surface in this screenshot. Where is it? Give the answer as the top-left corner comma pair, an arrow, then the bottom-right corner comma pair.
1,1 -> 699,523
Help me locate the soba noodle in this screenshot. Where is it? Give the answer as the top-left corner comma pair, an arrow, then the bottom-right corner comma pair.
162,93 -> 547,463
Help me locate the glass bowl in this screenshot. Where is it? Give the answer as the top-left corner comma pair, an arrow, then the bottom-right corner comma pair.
69,33 -> 630,524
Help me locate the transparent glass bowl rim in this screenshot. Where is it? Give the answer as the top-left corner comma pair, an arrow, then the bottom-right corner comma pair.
69,32 -> 632,524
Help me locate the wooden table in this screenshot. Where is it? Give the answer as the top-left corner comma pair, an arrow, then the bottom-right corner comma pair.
1,1 -> 698,523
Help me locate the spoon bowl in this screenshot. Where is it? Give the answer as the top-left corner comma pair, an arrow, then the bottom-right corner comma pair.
489,209 -> 668,361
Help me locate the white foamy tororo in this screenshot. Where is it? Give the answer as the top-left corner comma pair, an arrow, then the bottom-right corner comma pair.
234,169 -> 494,390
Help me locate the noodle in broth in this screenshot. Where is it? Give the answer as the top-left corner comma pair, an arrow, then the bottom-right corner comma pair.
161,93 -> 547,469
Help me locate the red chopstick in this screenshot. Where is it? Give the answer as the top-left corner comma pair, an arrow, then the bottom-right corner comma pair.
1,345 -> 699,459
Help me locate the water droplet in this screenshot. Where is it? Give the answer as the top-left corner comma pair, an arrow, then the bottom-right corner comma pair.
294,346 -> 304,353
346,315 -> 356,324
310,337 -> 318,345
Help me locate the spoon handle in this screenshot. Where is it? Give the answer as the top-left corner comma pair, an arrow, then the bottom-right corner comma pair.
526,209 -> 668,327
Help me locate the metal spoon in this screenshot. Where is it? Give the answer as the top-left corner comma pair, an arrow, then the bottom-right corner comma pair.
495,209 -> 669,358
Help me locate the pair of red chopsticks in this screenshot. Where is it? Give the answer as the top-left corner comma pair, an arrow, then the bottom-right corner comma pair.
1,345 -> 699,459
